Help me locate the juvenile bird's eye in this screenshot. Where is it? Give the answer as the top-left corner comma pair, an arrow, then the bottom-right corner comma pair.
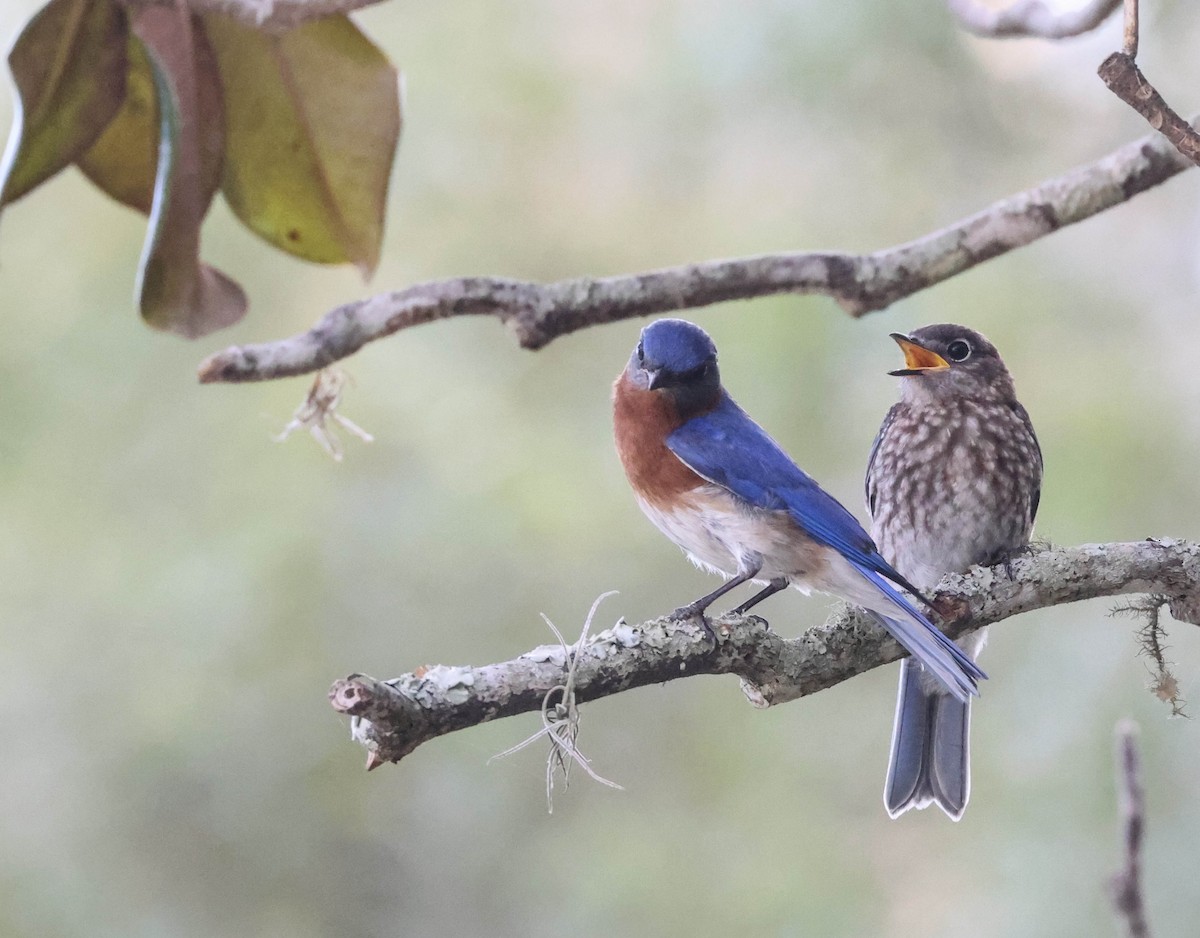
946,339 -> 972,362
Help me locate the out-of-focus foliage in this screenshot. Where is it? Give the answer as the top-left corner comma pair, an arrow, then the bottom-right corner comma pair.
76,35 -> 159,214
133,8 -> 245,338
206,14 -> 400,274
0,0 -> 400,337
0,0 -> 126,204
1,1 -> 1199,937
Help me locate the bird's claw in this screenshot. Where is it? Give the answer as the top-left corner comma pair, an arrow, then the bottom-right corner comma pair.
1000,544 -> 1034,581
668,605 -> 718,646
669,603 -> 702,621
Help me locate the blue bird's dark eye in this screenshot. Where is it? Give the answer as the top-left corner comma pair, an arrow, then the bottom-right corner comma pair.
946,339 -> 972,362
637,341 -> 645,365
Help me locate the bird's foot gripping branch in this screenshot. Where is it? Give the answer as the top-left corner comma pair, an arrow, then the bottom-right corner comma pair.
330,540 -> 1200,769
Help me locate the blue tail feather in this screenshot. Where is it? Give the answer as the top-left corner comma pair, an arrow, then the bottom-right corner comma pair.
860,570 -> 984,702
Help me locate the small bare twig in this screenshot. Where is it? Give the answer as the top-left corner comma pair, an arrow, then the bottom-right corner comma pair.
1123,0 -> 1138,57
1109,720 -> 1152,938
1112,596 -> 1187,716
1098,0 -> 1200,168
199,123 -> 1196,385
949,0 -> 1121,39
489,592 -> 624,811
274,368 -> 373,461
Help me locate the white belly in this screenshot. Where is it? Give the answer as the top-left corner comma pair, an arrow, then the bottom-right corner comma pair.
636,486 -> 939,629
636,485 -> 825,585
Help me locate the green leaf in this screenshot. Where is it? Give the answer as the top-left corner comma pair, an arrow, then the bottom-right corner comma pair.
204,14 -> 401,275
0,0 -> 128,206
75,36 -> 159,214
133,8 -> 246,339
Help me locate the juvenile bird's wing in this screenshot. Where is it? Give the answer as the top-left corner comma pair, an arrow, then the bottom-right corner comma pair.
865,402 -> 903,519
1011,400 -> 1043,525
666,394 -> 908,589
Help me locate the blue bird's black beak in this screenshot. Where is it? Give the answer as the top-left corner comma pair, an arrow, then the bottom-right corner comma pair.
646,369 -> 665,390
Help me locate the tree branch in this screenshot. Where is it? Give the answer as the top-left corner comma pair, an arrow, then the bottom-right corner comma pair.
1098,0 -> 1200,168
121,0 -> 388,32
198,123 -> 1195,384
1109,719 -> 1152,938
949,0 -> 1121,39
328,539 -> 1200,768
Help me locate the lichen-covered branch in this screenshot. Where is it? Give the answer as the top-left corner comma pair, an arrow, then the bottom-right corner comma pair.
121,0 -> 388,32
1109,720 -> 1152,938
949,0 -> 1121,39
199,123 -> 1195,384
329,538 -> 1200,768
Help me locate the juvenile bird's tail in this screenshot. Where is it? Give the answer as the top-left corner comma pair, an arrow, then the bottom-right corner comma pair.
884,658 -> 971,820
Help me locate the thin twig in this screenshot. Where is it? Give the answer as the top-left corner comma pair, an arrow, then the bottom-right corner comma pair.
949,0 -> 1121,39
1123,0 -> 1138,57
328,539 -> 1200,767
1098,0 -> 1200,168
1109,720 -> 1152,938
199,123 -> 1196,384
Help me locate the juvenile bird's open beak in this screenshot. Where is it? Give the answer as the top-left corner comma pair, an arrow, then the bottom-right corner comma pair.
889,334 -> 950,376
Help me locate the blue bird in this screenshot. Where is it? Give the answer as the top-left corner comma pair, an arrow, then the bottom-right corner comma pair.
867,324 -> 1042,820
612,318 -> 984,701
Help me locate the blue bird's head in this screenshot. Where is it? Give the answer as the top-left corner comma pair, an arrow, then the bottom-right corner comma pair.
627,319 -> 721,417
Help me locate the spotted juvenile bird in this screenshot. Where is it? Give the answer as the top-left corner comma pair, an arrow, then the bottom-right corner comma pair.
613,318 -> 984,700
867,324 -> 1042,820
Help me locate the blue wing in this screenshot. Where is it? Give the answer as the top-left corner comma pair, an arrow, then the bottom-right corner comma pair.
666,393 -> 907,589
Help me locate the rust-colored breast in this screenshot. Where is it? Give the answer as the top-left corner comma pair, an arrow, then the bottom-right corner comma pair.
612,372 -> 704,508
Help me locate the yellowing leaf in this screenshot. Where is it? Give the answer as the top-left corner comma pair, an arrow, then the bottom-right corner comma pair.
78,25 -> 224,216
75,36 -> 158,214
133,8 -> 245,339
0,0 -> 128,206
204,14 -> 401,275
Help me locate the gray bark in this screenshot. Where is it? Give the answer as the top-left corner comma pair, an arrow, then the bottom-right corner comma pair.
199,123 -> 1196,384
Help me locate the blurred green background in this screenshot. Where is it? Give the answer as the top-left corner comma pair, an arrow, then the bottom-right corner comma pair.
3,1 -> 1199,935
